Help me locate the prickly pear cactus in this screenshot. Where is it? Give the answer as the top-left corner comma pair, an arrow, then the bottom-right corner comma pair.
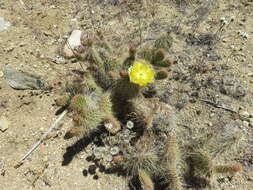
56,31 -> 245,190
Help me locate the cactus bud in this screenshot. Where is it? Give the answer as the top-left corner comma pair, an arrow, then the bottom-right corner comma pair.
69,94 -> 86,112
138,169 -> 154,190
213,164 -> 243,174
155,69 -> 169,80
153,48 -> 167,62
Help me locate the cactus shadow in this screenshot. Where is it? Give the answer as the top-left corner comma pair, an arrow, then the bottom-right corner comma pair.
55,106 -> 68,115
184,175 -> 209,189
84,155 -> 128,177
183,157 -> 209,188
104,165 -> 127,176
128,176 -> 167,190
128,176 -> 141,190
62,131 -> 100,166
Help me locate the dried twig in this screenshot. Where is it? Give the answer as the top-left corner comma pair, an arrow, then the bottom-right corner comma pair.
138,15 -> 142,46
200,99 -> 236,113
66,40 -> 86,72
15,110 -> 67,168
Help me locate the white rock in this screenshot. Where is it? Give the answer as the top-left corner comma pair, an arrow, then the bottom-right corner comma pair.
238,30 -> 249,39
0,116 -> 9,132
220,17 -> 228,25
51,56 -> 66,64
110,146 -> 120,155
63,30 -> 83,58
230,45 -> 235,49
0,17 -> 11,31
220,16 -> 226,22
242,120 -> 249,127
126,120 -> 134,129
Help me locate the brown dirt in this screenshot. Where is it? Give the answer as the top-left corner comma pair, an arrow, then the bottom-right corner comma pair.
0,0 -> 252,190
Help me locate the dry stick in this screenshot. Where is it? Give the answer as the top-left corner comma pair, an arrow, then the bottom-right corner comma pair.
200,99 -> 237,113
138,15 -> 142,46
15,110 -> 67,168
66,40 -> 86,72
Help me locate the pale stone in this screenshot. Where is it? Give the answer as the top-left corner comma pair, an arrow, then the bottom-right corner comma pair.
63,30 -> 83,58
0,17 -> 11,31
239,110 -> 250,120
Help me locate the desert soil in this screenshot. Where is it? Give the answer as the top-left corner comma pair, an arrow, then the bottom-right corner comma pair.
0,0 -> 253,190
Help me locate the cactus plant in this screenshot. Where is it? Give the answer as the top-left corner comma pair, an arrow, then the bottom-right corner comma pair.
57,30 -> 244,190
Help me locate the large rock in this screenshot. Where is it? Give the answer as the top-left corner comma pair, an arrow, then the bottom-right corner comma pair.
3,66 -> 44,90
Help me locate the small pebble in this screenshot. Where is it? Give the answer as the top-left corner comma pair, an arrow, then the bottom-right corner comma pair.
110,146 -> 120,155
126,121 -> 134,129
51,56 -> 66,64
220,16 -> 226,22
93,147 -> 106,159
220,17 -> 228,25
239,110 -> 250,120
242,120 -> 249,127
0,116 -> 9,132
238,30 -> 249,39
230,45 -> 235,49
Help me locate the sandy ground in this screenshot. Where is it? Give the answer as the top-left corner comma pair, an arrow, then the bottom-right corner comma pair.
0,0 -> 253,190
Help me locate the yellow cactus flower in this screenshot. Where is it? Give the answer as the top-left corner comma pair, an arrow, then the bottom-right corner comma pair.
128,61 -> 155,86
